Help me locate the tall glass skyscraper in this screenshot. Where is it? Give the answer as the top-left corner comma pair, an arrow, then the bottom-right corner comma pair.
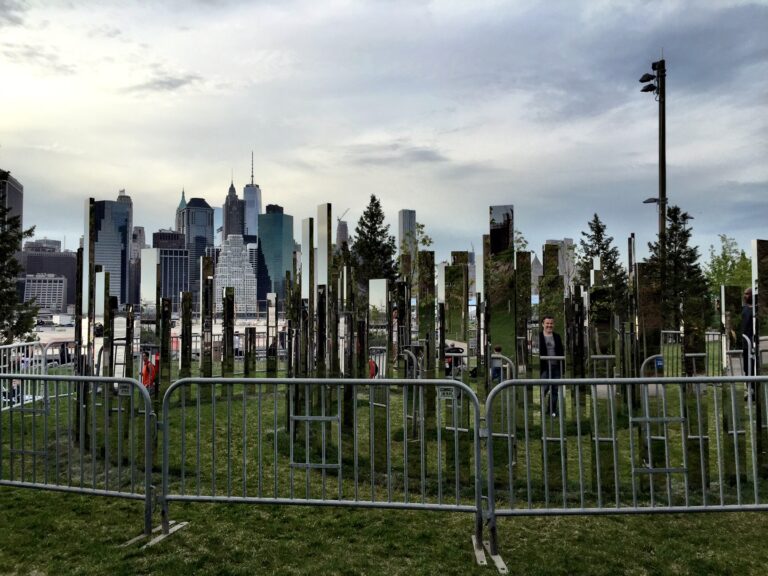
243,153 -> 262,237
176,195 -> 214,309
258,204 -> 294,299
93,190 -> 132,305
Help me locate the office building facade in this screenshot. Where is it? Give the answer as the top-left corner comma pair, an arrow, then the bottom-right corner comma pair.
223,181 -> 245,239
92,190 -> 133,305
258,204 -> 294,299
176,194 -> 214,309
22,273 -> 67,312
214,235 -> 257,315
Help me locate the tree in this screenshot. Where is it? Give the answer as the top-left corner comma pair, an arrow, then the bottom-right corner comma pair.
576,213 -> 628,311
704,234 -> 752,296
513,228 -> 528,251
645,205 -> 708,331
399,221 -> 432,277
0,200 -> 37,344
350,195 -> 397,291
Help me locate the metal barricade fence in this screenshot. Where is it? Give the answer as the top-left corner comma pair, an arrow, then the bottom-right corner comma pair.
0,374 -> 154,535
160,377 -> 485,552
485,375 -> 768,556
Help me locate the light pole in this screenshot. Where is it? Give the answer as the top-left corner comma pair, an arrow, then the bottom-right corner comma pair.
640,58 -> 667,309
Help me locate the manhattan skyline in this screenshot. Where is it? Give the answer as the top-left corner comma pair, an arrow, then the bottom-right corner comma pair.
1,1 -> 766,262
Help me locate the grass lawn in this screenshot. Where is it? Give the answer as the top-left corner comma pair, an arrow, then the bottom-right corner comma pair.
2,486 -> 768,575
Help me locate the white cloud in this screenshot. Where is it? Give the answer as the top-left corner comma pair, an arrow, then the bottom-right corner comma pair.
0,0 -> 765,266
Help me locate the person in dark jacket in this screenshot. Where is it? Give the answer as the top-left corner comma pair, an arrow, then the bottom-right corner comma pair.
539,315 -> 564,417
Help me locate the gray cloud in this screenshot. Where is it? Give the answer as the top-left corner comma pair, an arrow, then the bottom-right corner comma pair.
127,72 -> 202,93
0,0 -> 25,27
1,42 -> 76,74
345,140 -> 448,166
89,25 -> 122,39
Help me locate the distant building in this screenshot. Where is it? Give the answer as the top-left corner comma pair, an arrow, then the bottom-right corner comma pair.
131,226 -> 147,260
213,207 -> 223,247
92,190 -> 133,305
1,169 -> 24,250
176,193 -> 214,309
258,204 -> 294,299
25,238 -> 61,253
398,209 -> 416,258
214,235 -> 257,316
129,226 -> 148,305
335,220 -> 349,252
243,154 -> 262,237
22,273 -> 67,312
223,180 -> 245,239
531,253 -> 543,296
18,248 -> 77,308
140,247 -> 189,315
153,229 -> 186,250
544,238 -> 576,296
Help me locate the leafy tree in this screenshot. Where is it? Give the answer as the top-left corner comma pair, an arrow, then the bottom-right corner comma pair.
704,234 -> 752,296
645,205 -> 708,331
0,200 -> 37,344
399,221 -> 432,277
513,228 -> 528,251
576,213 -> 628,312
350,195 -> 397,291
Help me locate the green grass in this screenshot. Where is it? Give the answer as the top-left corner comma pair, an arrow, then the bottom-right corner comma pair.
3,487 -> 768,575
5,375 -> 768,574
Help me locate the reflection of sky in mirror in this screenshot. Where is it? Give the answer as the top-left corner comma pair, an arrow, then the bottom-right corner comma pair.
368,279 -> 388,323
300,219 -> 312,300
317,204 -> 330,286
139,248 -> 158,318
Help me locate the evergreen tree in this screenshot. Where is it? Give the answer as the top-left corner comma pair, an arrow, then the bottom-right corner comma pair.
645,205 -> 708,331
0,200 -> 37,344
350,195 -> 397,291
576,213 -> 628,311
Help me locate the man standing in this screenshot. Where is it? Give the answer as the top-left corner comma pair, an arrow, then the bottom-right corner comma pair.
539,315 -> 564,417
140,351 -> 156,390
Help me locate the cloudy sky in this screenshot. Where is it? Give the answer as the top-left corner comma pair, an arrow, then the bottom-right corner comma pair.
1,0 -> 766,267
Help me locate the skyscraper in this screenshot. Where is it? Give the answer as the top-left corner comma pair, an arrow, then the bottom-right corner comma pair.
18,242 -> 77,310
1,169 -> 24,248
258,204 -> 294,299
92,190 -> 133,305
398,209 -> 416,259
176,193 -> 214,308
243,153 -> 262,237
214,235 -> 257,315
223,180 -> 245,239
335,220 -> 349,251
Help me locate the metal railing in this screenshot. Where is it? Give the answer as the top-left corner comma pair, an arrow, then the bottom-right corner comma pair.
4,368 -> 768,568
159,377 -> 484,551
0,373 -> 154,535
485,375 -> 768,555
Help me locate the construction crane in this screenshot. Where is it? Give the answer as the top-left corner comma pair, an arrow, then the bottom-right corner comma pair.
337,208 -> 350,224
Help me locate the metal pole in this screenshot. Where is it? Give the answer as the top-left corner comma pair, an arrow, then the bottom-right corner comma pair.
655,59 -> 667,316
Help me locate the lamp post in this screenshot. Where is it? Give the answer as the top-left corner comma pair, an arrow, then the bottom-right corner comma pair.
640,58 -> 667,311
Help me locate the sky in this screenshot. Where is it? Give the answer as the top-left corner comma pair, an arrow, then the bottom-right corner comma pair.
1,0 -> 766,269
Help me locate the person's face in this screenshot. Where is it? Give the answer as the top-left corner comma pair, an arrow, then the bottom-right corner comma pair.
542,318 -> 554,335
